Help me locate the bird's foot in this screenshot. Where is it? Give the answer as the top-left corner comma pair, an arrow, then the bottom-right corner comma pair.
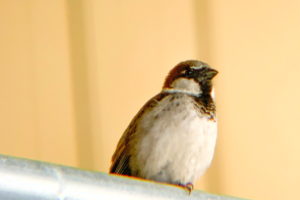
178,182 -> 194,194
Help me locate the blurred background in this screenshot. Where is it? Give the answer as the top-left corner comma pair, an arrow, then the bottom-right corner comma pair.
1,0 -> 299,199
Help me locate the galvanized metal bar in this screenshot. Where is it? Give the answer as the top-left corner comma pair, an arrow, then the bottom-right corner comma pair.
0,154 -> 244,200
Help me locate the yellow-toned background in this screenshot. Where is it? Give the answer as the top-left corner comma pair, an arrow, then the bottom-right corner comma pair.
0,1 -> 299,199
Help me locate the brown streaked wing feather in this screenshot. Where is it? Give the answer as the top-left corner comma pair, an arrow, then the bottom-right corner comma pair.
109,93 -> 168,175
109,120 -> 137,175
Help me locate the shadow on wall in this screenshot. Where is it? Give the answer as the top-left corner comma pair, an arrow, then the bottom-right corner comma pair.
194,0 -> 222,193
66,0 -> 95,170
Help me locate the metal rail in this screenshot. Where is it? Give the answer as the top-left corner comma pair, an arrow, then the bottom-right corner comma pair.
0,154 -> 244,200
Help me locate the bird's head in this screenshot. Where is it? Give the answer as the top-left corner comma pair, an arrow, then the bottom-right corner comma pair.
163,60 -> 218,97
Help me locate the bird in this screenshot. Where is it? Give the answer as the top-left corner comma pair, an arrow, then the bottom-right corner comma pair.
109,60 -> 218,193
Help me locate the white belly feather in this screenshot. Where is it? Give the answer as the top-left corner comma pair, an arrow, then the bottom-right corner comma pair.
134,95 -> 217,184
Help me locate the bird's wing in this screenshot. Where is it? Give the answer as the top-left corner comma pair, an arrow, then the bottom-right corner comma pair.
109,123 -> 135,175
109,93 -> 168,175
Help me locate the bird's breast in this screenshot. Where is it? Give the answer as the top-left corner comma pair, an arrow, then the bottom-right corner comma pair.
133,94 -> 217,184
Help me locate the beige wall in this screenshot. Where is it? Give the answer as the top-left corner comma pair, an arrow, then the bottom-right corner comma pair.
208,1 -> 300,199
0,1 -> 299,199
0,0 -> 77,165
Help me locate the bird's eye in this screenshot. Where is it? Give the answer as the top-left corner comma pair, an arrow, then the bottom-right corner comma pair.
185,69 -> 194,76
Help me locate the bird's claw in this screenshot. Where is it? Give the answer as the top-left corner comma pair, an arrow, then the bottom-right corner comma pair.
178,182 -> 194,194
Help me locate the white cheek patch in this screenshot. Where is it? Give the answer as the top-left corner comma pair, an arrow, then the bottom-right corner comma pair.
170,78 -> 201,95
210,87 -> 215,99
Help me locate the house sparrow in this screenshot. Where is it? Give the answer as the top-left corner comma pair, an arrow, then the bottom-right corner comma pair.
110,60 -> 218,192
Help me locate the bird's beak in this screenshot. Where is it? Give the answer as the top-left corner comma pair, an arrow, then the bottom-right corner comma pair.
205,68 -> 218,79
